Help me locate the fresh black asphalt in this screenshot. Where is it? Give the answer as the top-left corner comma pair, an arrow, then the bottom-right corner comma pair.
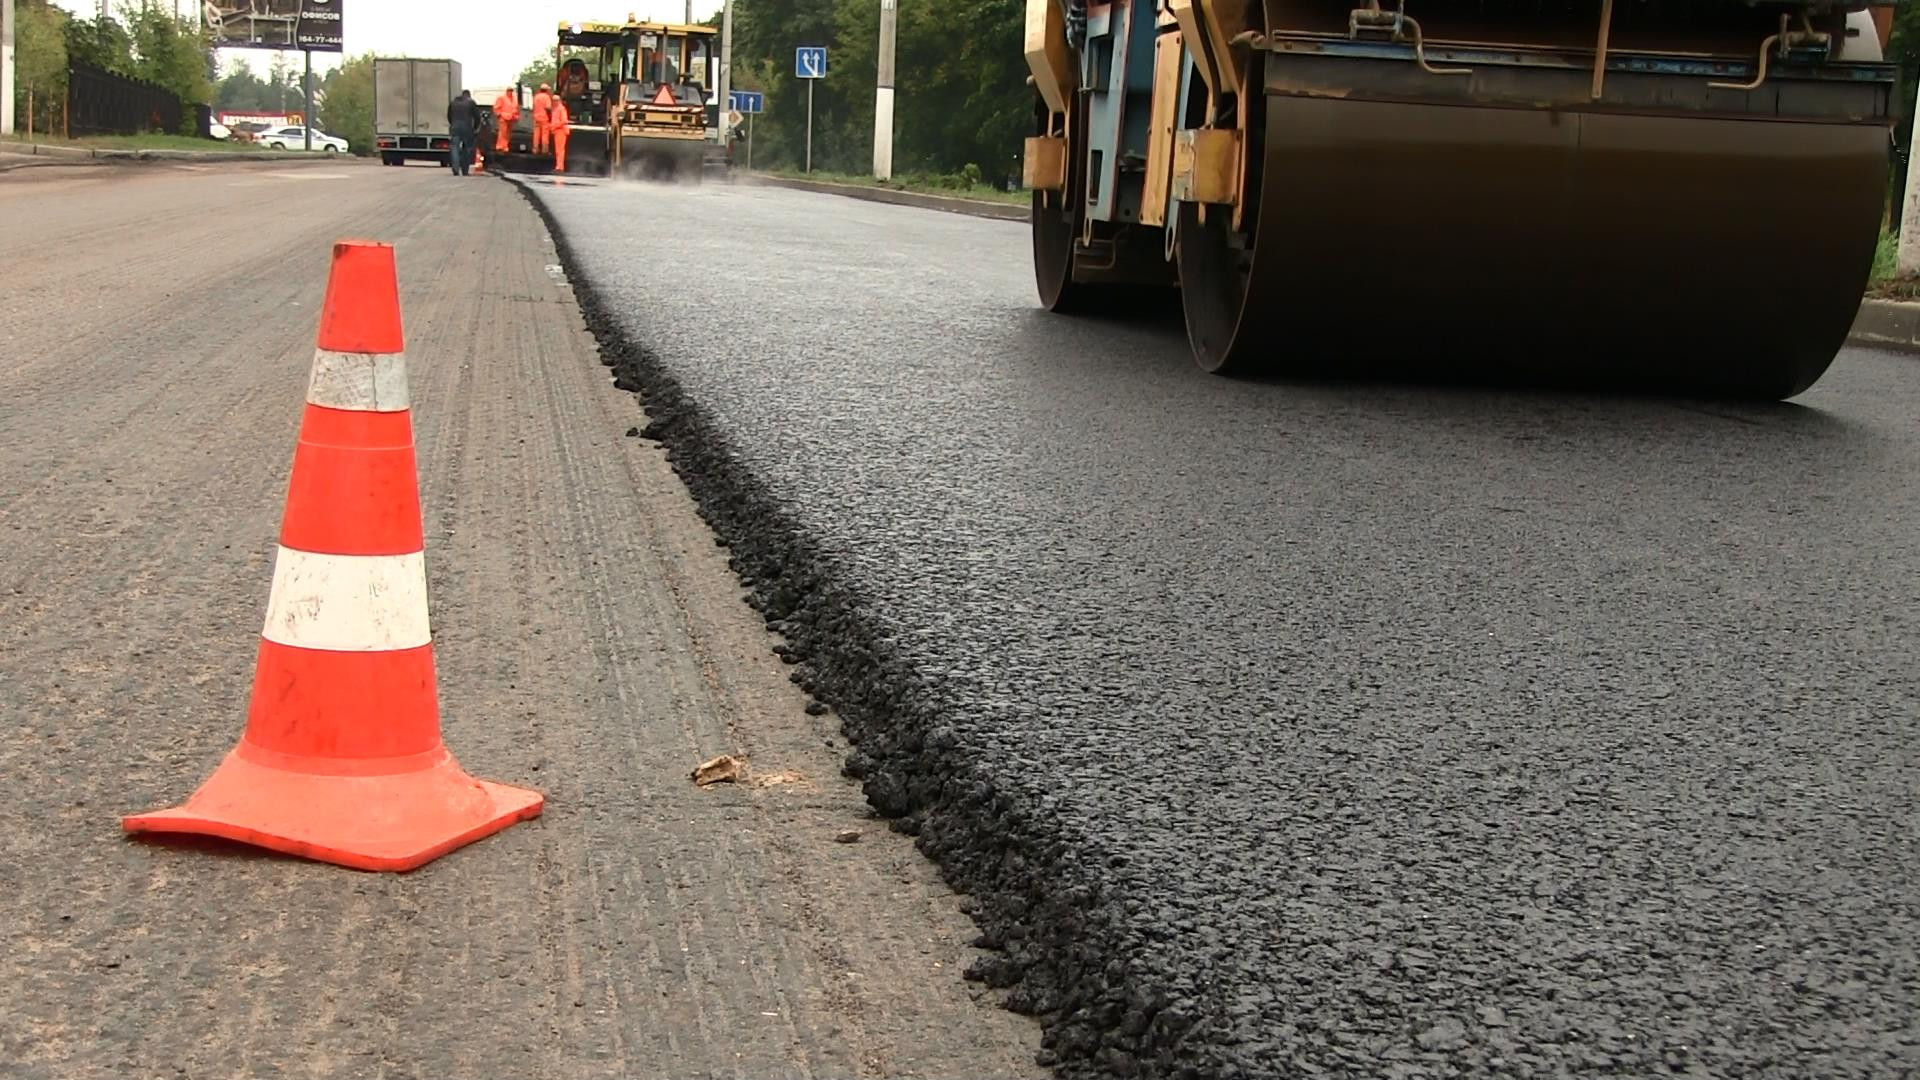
519,174 -> 1920,1079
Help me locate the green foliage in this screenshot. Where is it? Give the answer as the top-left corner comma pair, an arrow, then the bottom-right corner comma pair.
123,6 -> 212,130
1872,226 -> 1898,284
13,1 -> 69,135
730,0 -> 1029,185
216,56 -> 298,113
63,14 -> 133,75
49,6 -> 212,135
320,54 -> 376,154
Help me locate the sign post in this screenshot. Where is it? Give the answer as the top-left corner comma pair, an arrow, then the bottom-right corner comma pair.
794,46 -> 825,174
302,49 -> 312,150
729,90 -> 763,171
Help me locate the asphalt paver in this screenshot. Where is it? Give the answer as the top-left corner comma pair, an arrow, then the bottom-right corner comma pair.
524,175 -> 1920,1079
0,162 -> 1040,1078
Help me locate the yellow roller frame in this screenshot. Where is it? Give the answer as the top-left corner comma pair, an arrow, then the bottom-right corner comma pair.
1023,0 -> 1076,200
1024,0 -> 1075,115
1168,0 -> 1250,99
1141,30 -> 1184,226
1165,0 -> 1255,228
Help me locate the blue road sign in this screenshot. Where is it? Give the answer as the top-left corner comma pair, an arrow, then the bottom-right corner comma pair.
730,90 -> 765,114
795,47 -> 828,79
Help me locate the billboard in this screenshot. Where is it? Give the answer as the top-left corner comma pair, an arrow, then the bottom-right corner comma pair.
202,1 -> 344,53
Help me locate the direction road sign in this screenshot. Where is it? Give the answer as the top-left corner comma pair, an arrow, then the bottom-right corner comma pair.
730,90 -> 765,114
795,47 -> 828,79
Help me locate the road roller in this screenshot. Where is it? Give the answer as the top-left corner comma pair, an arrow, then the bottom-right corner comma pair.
1023,0 -> 1899,397
490,19 -> 725,181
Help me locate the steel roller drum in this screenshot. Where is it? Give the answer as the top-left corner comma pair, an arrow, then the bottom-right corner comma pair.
1182,89 -> 1890,398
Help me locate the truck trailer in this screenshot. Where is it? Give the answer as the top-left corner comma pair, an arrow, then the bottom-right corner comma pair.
374,57 -> 465,166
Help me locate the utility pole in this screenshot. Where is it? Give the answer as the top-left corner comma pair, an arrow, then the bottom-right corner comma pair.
3,0 -> 15,137
872,0 -> 895,180
1899,78 -> 1920,277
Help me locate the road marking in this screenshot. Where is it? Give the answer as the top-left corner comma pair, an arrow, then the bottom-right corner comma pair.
308,348 -> 410,412
261,547 -> 431,652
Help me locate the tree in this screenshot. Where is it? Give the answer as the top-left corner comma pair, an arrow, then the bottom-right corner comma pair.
727,0 -> 1029,184
319,53 -> 375,154
216,59 -> 279,112
63,13 -> 133,76
124,6 -> 212,129
14,1 -> 69,138
268,52 -> 296,115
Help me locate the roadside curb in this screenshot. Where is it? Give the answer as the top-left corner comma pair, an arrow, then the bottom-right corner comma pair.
1848,298 -> 1920,352
742,173 -> 1027,222
0,139 -> 339,165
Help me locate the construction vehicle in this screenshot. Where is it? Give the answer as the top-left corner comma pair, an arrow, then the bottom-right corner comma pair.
1023,0 -> 1899,398
489,19 -> 730,180
373,57 -> 462,166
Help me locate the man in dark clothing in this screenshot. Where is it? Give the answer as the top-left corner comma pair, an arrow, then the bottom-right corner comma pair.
447,90 -> 479,176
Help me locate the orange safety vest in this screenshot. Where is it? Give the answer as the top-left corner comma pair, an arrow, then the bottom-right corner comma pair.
532,90 -> 553,124
494,91 -> 520,123
549,100 -> 570,130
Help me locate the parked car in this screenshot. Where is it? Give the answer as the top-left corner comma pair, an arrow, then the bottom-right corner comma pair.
208,121 -> 231,140
259,126 -> 349,153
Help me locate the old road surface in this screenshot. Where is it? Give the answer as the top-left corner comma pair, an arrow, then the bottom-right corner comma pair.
0,161 -> 1042,1078
520,175 -> 1920,1079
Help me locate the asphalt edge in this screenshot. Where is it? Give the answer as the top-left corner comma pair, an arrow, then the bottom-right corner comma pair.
739,172 -> 1029,222
501,173 -> 1224,1080
1848,298 -> 1920,352
0,138 -> 339,165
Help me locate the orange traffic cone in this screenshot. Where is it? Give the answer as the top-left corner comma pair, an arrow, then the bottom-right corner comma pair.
474,144 -> 484,173
123,240 -> 543,872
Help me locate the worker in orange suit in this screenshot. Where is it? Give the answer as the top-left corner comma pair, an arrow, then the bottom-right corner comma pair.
492,87 -> 520,152
531,82 -> 554,155
550,96 -> 571,173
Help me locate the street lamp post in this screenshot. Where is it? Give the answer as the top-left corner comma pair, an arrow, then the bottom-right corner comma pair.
1898,78 -> 1920,277
718,0 -> 732,156
3,0 -> 16,138
873,0 -> 895,181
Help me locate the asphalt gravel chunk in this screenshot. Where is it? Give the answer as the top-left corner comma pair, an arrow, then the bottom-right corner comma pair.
519,176 -> 1920,1079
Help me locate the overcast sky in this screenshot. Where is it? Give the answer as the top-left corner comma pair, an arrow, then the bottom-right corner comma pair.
47,1 -> 721,88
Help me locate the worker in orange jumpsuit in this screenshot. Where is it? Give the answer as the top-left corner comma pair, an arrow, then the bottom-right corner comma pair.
531,82 -> 554,155
550,96 -> 571,173
492,87 -> 520,153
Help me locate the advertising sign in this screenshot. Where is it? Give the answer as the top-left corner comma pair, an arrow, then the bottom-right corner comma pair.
202,0 -> 344,52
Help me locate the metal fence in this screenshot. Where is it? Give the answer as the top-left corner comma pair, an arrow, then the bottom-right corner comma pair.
66,62 -> 183,137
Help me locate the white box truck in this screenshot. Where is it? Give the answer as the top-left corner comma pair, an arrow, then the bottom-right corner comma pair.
373,58 -> 463,166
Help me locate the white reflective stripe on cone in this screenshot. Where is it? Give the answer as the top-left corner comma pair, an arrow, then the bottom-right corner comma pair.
307,348 -> 410,412
261,546 -> 431,651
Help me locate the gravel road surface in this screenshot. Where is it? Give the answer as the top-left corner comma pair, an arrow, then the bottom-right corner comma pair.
524,175 -> 1920,1079
0,162 -> 1040,1078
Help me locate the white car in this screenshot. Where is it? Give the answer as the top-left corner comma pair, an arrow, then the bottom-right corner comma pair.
260,126 -> 349,153
208,121 -> 231,140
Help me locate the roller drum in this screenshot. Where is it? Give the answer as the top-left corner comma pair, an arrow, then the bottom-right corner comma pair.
1183,83 -> 1889,398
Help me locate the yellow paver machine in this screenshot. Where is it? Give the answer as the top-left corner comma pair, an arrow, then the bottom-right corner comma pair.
1024,0 -> 1899,397
492,18 -> 728,180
